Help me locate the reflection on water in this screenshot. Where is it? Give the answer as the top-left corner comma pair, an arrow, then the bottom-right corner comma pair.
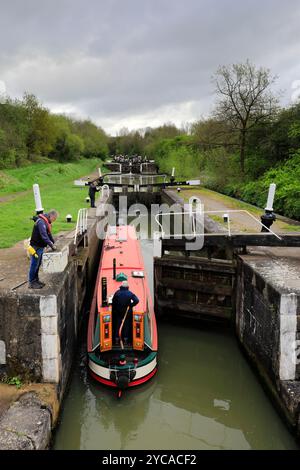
53,241 -> 298,450
53,321 -> 298,450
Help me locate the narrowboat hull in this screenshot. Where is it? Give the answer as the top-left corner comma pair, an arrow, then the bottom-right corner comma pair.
87,225 -> 158,390
88,353 -> 157,388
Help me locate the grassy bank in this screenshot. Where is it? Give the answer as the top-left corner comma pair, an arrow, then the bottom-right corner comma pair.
0,159 -> 103,248
0,159 -> 103,196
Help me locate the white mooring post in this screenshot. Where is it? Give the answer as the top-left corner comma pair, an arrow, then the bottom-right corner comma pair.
265,183 -> 276,211
33,183 -> 44,214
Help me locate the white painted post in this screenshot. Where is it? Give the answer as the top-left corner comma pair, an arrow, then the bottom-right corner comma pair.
98,167 -> 102,177
265,183 -> 276,211
39,295 -> 60,383
279,293 -> 297,380
171,167 -> 175,177
33,184 -> 44,213
223,213 -> 231,235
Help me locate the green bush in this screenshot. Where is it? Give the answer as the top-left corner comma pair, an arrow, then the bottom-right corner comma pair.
3,376 -> 23,389
202,149 -> 241,192
241,152 -> 300,219
151,136 -> 202,179
0,149 -> 17,169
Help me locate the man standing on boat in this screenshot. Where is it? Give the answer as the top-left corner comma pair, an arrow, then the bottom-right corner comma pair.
28,210 -> 58,289
112,281 -> 139,345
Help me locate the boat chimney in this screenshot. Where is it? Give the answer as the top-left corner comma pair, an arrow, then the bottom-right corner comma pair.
101,277 -> 108,306
113,258 -> 116,280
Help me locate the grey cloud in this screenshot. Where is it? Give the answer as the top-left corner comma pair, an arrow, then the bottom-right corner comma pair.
0,0 -> 300,133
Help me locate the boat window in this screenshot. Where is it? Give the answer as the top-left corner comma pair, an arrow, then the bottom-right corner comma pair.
132,270 -> 144,278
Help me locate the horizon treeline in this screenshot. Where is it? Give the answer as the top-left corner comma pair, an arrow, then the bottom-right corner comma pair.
1,66 -> 300,219
108,101 -> 300,219
0,92 -> 108,168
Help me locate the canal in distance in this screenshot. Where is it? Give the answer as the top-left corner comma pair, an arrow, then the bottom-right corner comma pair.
54,237 -> 299,450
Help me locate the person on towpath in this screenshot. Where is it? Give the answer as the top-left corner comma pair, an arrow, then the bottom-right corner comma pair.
28,210 -> 58,289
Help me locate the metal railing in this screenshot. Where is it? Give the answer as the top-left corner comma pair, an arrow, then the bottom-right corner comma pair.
154,208 -> 282,240
74,208 -> 88,245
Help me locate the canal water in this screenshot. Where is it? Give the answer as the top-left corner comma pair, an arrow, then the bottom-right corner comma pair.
53,237 -> 299,450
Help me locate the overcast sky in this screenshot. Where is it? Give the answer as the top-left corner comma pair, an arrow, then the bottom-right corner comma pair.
0,0 -> 300,135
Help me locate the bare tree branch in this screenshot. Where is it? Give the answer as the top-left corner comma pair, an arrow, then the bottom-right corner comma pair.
212,60 -> 279,172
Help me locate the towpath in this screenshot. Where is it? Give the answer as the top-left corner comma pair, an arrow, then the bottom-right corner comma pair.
174,187 -> 299,234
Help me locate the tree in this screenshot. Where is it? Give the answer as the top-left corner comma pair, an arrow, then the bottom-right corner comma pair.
49,115 -> 84,162
0,97 -> 29,166
22,92 -> 55,159
110,128 -> 145,156
71,119 -> 108,159
191,117 -> 238,150
213,60 -> 279,173
245,103 -> 300,177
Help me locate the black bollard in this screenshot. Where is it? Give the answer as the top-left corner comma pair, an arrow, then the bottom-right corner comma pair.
261,210 -> 276,232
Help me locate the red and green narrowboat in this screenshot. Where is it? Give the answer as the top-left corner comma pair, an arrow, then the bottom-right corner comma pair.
87,225 -> 158,393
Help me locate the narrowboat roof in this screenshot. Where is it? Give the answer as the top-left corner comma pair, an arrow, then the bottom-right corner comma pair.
97,225 -> 149,313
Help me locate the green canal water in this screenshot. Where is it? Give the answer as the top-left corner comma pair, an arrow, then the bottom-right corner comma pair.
53,239 -> 299,450
53,322 -> 299,450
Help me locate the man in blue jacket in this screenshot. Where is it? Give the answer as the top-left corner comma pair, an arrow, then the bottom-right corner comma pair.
28,210 -> 58,289
112,281 -> 139,345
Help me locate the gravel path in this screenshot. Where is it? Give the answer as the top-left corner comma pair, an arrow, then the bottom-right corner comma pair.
178,188 -> 298,234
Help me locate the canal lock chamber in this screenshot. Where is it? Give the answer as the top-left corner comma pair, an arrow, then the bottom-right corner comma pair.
52,186 -> 300,450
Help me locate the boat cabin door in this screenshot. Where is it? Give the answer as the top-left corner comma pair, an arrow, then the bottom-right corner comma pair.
100,309 -> 113,352
133,312 -> 144,350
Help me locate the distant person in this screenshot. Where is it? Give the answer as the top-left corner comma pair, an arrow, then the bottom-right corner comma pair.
112,281 -> 139,345
88,182 -> 99,208
28,210 -> 58,289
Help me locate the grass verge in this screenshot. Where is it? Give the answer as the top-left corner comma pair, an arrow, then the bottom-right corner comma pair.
0,159 -> 103,248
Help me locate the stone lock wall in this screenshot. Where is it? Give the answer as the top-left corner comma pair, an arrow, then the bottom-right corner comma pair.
0,192 -> 111,397
236,256 -> 300,382
236,254 -> 300,435
0,293 -> 43,380
0,244 -> 91,395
